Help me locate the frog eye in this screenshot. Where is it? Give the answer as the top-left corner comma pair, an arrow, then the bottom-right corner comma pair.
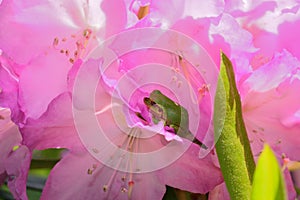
143,97 -> 156,107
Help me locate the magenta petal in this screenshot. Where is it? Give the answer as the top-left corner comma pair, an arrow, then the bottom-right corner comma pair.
161,145 -> 223,194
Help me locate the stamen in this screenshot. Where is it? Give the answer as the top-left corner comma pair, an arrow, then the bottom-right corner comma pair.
128,180 -> 135,197
65,50 -> 70,57
87,169 -> 93,175
282,154 -> 290,171
176,54 -> 208,104
102,132 -> 133,192
137,5 -> 150,20
51,28 -> 94,65
177,81 -> 182,88
69,58 -> 74,64
101,127 -> 140,196
87,164 -> 98,175
83,28 -> 92,40
171,76 -> 178,82
198,84 -> 210,101
74,50 -> 78,58
103,185 -> 108,192
53,37 -> 59,47
92,148 -> 99,154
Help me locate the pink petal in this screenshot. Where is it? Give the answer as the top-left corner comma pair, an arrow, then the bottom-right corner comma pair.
5,145 -> 31,200
161,145 -> 223,194
208,183 -> 230,200
0,108 -> 30,200
18,49 -> 71,120
242,51 -> 300,160
0,56 -> 24,123
21,93 -> 82,150
0,109 -> 22,174
283,168 -> 297,200
41,150 -> 166,200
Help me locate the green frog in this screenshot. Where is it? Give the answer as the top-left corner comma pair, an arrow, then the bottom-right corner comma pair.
143,90 -> 207,149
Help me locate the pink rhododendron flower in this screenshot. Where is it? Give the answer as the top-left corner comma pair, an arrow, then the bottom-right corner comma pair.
1,0 -> 300,199
0,108 -> 31,200
241,50 -> 300,196
226,0 -> 300,66
0,0 -> 128,123
27,56 -> 223,199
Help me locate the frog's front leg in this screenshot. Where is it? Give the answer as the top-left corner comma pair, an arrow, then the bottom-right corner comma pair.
169,124 -> 208,149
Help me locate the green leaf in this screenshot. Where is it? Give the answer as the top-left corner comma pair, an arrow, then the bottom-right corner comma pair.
32,148 -> 65,161
251,144 -> 287,200
214,52 -> 256,200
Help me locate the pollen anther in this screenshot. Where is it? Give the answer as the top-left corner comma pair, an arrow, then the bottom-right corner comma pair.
103,185 -> 108,192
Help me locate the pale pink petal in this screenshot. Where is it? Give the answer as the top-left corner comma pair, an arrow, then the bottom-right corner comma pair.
242,50 -> 300,160
0,0 -> 106,65
242,50 -> 300,93
101,0 -> 127,37
183,0 -> 225,18
0,0 -> 118,121
127,0 -> 185,29
209,14 -> 257,77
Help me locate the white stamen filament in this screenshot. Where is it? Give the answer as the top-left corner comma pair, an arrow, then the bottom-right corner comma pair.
102,128 -> 140,197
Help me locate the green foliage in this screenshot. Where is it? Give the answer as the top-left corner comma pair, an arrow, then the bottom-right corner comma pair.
251,144 -> 287,200
214,52 -> 255,200
0,148 -> 65,200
